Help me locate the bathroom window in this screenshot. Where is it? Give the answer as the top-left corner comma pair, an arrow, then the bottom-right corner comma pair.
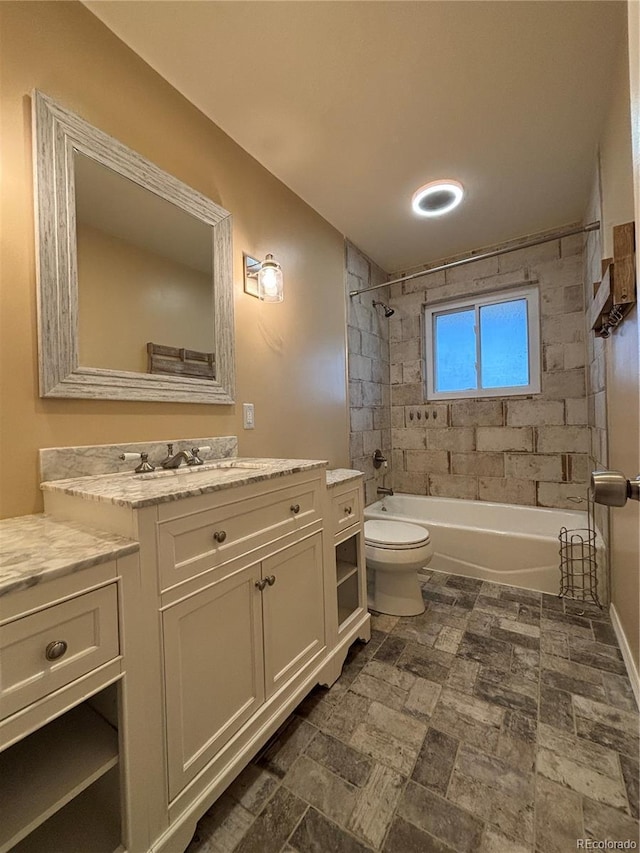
424,286 -> 541,400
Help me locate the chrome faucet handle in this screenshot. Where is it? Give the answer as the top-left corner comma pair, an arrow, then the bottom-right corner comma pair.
190,445 -> 211,466
118,451 -> 155,473
160,443 -> 174,465
373,449 -> 387,469
135,453 -> 155,473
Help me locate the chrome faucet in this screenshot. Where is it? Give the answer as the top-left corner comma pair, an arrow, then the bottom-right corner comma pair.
161,443 -> 196,469
377,486 -> 394,497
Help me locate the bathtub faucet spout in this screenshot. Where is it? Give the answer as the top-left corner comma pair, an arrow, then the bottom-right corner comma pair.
377,486 -> 394,497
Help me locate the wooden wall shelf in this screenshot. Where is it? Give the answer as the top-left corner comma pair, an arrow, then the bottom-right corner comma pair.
590,222 -> 636,338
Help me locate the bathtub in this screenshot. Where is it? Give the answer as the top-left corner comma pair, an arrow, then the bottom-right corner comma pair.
365,493 -> 604,595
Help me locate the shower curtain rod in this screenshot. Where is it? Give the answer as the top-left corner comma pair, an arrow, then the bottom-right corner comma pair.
349,221 -> 600,297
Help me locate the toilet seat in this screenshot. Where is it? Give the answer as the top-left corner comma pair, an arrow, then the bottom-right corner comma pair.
364,519 -> 430,551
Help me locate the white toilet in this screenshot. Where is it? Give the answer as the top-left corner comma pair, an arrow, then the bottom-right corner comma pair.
364,519 -> 433,616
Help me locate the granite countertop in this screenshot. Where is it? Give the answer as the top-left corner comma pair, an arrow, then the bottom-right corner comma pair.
326,469 -> 364,488
41,458 -> 329,509
0,514 -> 139,597
1,462 -> 360,597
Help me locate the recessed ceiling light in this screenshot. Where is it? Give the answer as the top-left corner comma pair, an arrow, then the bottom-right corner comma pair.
411,180 -> 464,217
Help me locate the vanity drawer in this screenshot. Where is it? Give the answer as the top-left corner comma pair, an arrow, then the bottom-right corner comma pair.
157,480 -> 321,590
0,585 -> 119,721
333,486 -> 362,535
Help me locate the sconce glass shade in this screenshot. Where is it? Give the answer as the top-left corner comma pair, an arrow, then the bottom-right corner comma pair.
257,253 -> 284,302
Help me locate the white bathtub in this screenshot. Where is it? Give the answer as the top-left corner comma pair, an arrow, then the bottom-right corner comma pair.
365,493 -> 604,595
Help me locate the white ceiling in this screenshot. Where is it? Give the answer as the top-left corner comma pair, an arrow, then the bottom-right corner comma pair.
84,1 -> 627,272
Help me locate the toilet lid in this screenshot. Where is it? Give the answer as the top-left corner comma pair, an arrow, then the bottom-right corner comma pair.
364,519 -> 430,549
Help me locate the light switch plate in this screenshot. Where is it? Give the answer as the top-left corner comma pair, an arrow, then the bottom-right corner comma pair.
243,402 -> 255,429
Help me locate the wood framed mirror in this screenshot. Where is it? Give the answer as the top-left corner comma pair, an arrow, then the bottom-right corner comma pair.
32,91 -> 235,404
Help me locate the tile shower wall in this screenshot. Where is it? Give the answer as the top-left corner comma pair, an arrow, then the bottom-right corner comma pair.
346,241 -> 393,506
389,233 -> 589,509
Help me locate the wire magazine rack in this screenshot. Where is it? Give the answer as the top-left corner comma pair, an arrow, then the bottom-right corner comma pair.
558,496 -> 601,608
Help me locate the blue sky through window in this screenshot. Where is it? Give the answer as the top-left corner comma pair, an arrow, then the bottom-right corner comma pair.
480,299 -> 529,388
434,309 -> 476,393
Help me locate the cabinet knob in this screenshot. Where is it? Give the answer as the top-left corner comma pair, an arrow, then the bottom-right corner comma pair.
344,506 -> 352,514
290,504 -> 300,514
213,530 -> 227,543
266,575 -> 276,586
45,640 -> 68,661
255,578 -> 267,591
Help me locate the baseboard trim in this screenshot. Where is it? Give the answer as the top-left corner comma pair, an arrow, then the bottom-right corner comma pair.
609,603 -> 640,709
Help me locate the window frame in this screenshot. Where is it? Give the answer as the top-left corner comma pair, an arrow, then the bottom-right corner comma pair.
424,285 -> 541,401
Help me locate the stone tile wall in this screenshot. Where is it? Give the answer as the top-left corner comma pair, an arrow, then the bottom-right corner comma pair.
389,233 -> 589,509
346,240 -> 393,505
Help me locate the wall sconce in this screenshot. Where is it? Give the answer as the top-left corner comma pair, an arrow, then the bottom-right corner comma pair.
243,252 -> 284,302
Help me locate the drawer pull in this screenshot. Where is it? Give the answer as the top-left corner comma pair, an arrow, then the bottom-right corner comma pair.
213,530 -> 227,543
344,506 -> 352,514
290,504 -> 300,514
45,640 -> 68,661
266,575 -> 276,586
255,578 -> 268,591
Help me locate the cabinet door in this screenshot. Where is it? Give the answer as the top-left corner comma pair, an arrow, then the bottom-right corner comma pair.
336,530 -> 367,637
262,533 -> 325,699
163,564 -> 264,800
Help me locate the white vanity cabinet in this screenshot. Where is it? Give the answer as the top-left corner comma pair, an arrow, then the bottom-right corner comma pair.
43,465 -> 333,851
325,474 -> 368,640
154,471 -> 327,810
162,531 -> 324,799
40,460 -> 371,853
0,550 -> 140,853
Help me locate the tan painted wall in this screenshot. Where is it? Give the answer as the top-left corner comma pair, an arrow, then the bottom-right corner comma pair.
78,224 -> 213,373
608,303 -> 639,668
600,46 -> 636,260
600,23 -> 639,669
0,1 -> 349,518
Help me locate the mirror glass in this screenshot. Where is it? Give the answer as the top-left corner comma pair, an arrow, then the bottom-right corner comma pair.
75,153 -> 215,376
33,91 -> 235,404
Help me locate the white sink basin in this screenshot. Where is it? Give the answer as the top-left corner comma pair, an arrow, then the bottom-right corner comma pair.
134,461 -> 268,480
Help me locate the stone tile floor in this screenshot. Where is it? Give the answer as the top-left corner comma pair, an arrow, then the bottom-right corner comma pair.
187,571 -> 639,853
